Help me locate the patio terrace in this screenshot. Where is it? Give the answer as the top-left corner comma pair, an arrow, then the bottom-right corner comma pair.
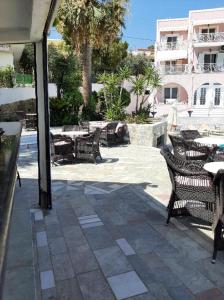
2,132 -> 224,300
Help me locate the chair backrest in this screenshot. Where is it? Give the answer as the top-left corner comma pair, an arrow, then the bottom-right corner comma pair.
106,122 -> 118,132
180,130 -> 201,141
79,121 -> 89,132
169,134 -> 186,159
93,127 -> 101,144
160,146 -> 186,188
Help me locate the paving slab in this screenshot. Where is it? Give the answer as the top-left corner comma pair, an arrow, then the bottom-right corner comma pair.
108,271 -> 148,300
69,243 -> 98,274
78,270 -> 115,300
94,245 -> 133,277
51,253 -> 75,281
56,278 -> 83,300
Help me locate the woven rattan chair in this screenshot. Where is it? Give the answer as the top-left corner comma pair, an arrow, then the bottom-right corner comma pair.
75,127 -> 102,163
100,122 -> 127,146
180,129 -> 201,141
169,134 -> 217,161
78,121 -> 90,132
161,146 -> 224,262
50,133 -> 74,164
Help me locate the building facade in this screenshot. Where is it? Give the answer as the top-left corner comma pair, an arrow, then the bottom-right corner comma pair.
155,7 -> 224,109
0,44 -> 24,68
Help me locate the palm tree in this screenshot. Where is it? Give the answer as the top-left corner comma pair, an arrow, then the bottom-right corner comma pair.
57,0 -> 128,106
130,65 -> 162,113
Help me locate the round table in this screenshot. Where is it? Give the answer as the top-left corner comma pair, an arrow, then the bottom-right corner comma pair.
204,162 -> 224,174
61,131 -> 89,139
195,137 -> 224,146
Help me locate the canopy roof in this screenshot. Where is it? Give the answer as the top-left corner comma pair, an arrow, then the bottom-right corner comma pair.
0,0 -> 60,43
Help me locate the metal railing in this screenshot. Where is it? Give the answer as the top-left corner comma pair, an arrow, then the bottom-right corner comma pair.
194,32 -> 224,43
157,64 -> 190,75
156,63 -> 224,75
157,40 -> 188,51
195,63 -> 224,73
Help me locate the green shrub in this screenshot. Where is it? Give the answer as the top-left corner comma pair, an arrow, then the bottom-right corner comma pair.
0,66 -> 14,87
50,90 -> 83,126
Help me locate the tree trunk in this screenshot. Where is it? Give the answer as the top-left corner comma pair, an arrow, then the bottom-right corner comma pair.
135,94 -> 139,114
82,43 -> 92,106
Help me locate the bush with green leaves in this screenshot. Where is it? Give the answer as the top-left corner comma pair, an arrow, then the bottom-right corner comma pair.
0,66 -> 14,88
50,90 -> 83,126
130,64 -> 161,115
98,67 -> 131,120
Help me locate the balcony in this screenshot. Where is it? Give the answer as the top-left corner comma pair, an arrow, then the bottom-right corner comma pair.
157,40 -> 188,51
157,63 -> 224,75
193,32 -> 224,44
195,63 -> 224,73
157,64 -> 190,75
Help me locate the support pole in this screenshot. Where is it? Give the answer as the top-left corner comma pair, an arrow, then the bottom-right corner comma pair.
34,34 -> 52,209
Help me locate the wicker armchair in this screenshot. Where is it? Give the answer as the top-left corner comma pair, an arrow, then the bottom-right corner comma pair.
78,121 -> 90,132
161,146 -> 224,262
75,127 -> 102,163
180,129 -> 201,141
100,122 -> 127,146
50,133 -> 74,164
169,134 -> 217,162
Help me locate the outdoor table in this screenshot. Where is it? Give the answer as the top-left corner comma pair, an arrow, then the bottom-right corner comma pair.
204,162 -> 224,263
61,131 -> 89,139
195,137 -> 224,147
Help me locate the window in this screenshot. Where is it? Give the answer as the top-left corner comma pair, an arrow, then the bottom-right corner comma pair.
165,61 -> 176,73
201,28 -> 216,34
214,88 -> 221,105
193,91 -> 197,105
164,88 -> 178,100
204,54 -> 217,71
166,36 -> 177,49
200,88 -> 206,105
201,28 -> 216,42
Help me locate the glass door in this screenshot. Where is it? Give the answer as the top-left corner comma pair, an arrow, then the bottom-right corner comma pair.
164,87 -> 178,103
204,54 -> 217,71
167,36 -> 177,49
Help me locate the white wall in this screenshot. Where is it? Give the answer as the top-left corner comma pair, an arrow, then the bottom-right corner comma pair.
0,83 -> 57,105
0,51 -> 14,67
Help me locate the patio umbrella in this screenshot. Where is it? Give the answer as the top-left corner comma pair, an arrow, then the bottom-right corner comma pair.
167,100 -> 178,131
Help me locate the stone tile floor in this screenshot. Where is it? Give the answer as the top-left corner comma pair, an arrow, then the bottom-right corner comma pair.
2,139 -> 224,300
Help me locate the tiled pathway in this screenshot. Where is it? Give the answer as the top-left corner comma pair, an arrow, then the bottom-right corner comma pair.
2,142 -> 224,300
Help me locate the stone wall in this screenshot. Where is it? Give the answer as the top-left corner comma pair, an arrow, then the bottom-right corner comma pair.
126,120 -> 167,147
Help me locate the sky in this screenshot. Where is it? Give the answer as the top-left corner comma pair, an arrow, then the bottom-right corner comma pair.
49,0 -> 224,49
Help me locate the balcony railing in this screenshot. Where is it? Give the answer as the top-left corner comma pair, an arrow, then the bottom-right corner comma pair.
194,32 -> 224,43
157,63 -> 224,75
157,64 -> 190,75
157,41 -> 188,51
195,63 -> 224,73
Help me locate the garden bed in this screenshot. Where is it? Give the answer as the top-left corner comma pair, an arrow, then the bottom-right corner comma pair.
126,120 -> 167,147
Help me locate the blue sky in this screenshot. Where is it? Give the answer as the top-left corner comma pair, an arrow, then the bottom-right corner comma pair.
49,0 -> 224,49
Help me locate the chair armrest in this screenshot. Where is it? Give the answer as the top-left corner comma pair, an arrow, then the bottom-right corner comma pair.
213,169 -> 224,185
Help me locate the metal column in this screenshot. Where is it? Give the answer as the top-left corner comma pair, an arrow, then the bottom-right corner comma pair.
34,34 -> 52,209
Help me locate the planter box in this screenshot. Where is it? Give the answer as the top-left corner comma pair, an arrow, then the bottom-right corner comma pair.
126,120 -> 167,147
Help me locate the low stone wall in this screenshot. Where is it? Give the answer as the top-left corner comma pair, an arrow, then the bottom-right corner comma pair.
126,120 -> 167,147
